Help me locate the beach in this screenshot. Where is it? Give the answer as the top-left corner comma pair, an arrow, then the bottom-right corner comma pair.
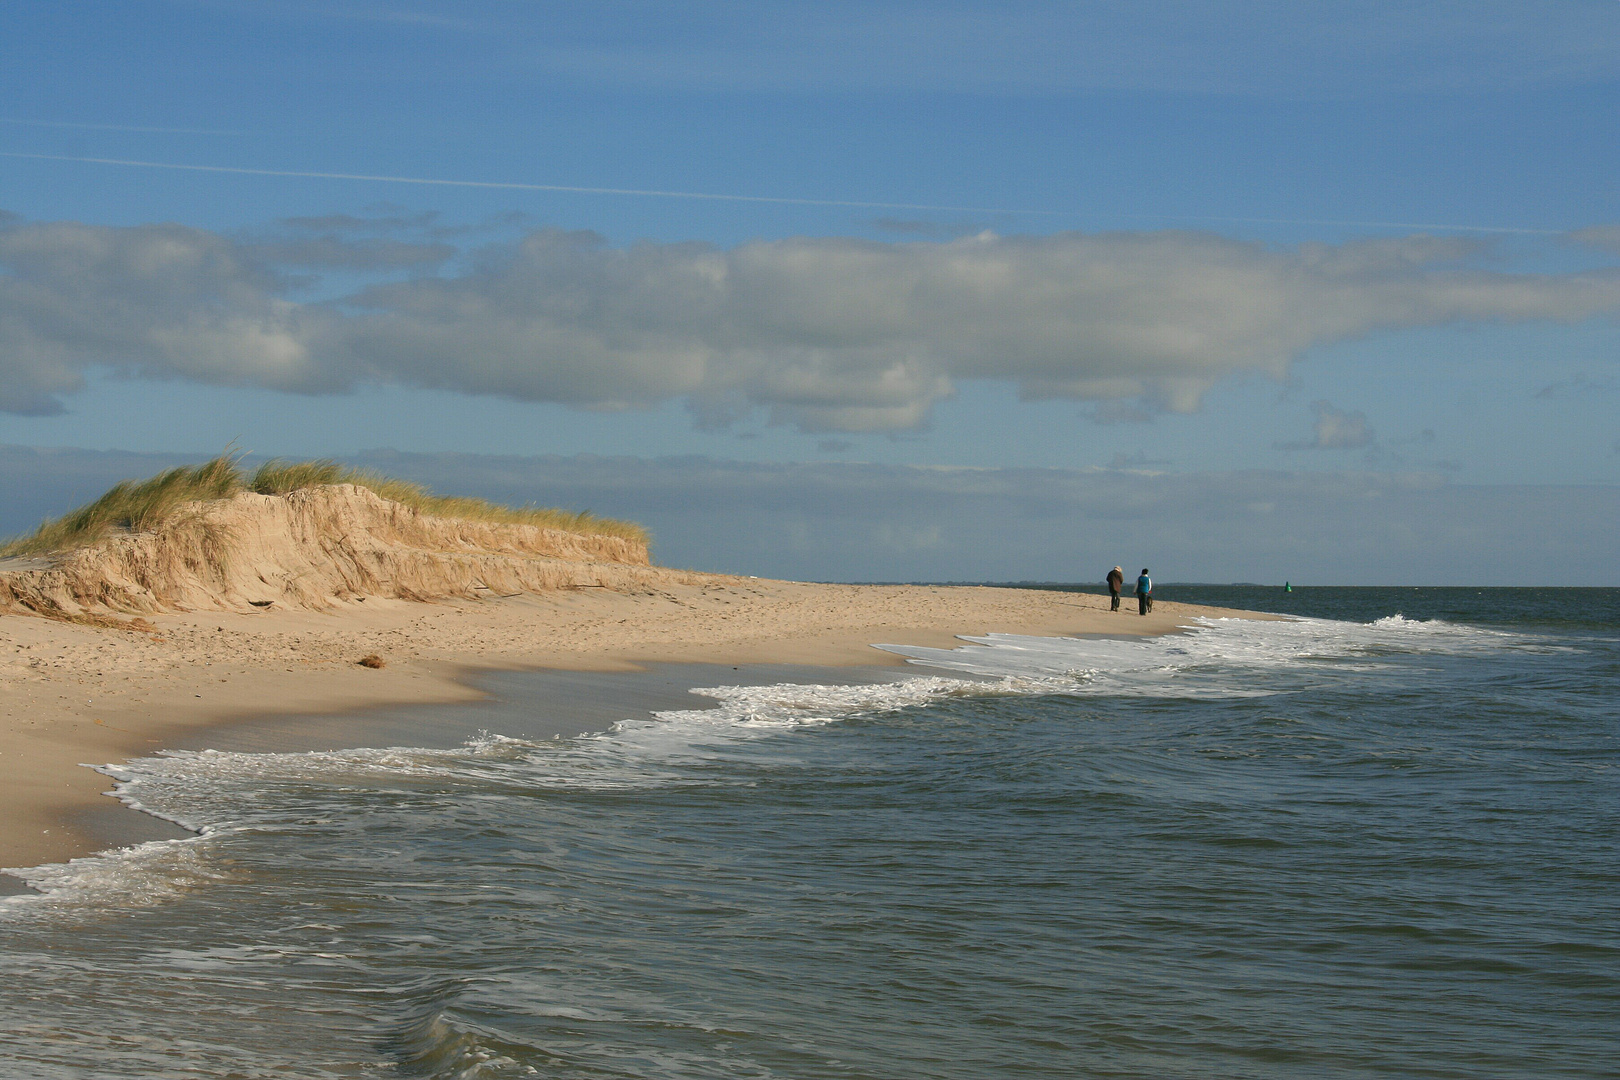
4,586 -> 1611,1077
0,575 -> 1255,872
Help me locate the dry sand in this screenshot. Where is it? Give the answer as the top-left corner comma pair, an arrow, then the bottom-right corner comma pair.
1,575 -> 1269,872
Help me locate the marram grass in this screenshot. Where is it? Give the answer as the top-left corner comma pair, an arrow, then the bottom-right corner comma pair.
0,457 -> 243,558
0,455 -> 648,557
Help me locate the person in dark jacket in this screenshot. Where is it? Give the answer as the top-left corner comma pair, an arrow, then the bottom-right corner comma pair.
1136,569 -> 1152,615
1106,566 -> 1125,611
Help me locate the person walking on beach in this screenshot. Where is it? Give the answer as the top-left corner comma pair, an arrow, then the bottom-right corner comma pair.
1136,568 -> 1152,616
1107,566 -> 1125,612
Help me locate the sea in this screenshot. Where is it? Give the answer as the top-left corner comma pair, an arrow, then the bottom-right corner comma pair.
2,586 -> 1616,1079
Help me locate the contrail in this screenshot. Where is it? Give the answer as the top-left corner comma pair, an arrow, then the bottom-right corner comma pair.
0,119 -> 244,136
0,151 -> 1563,235
0,152 -> 1039,216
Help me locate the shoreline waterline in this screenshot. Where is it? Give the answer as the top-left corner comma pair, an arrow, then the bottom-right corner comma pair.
0,661 -> 910,895
1,580 -> 1261,875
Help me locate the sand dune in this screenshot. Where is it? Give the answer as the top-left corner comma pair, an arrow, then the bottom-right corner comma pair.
0,483 -> 658,618
0,482 -> 1271,876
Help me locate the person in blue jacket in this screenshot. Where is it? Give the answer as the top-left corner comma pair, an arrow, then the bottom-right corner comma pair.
1135,568 -> 1152,615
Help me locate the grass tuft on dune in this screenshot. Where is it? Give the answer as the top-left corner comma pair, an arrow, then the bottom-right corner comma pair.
1,455 -> 648,557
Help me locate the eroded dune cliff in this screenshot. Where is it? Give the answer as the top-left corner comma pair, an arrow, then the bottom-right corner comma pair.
0,484 -> 666,617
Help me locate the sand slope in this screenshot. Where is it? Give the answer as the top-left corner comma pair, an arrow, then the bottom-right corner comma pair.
0,484 -> 655,617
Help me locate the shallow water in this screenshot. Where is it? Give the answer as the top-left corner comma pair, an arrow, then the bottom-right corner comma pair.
3,588 -> 1616,1078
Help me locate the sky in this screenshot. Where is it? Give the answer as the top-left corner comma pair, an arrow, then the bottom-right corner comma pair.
1,1 -> 1616,583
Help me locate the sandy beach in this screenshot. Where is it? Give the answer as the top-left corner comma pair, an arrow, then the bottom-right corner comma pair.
0,575 -> 1263,873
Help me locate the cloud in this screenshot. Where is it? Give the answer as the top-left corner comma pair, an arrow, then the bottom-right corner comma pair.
1089,402 -> 1158,425
3,216 -> 1620,429
243,237 -> 455,270
278,210 -> 442,234
0,220 -> 341,401
1107,451 -> 1173,470
1389,428 -> 1436,446
1565,225 -> 1620,254
1276,400 -> 1376,450
278,208 -> 532,241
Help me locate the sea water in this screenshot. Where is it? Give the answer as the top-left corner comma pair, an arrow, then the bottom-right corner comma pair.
2,587 -> 1616,1079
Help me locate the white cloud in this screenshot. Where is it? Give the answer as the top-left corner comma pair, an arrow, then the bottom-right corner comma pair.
3,217 -> 1620,429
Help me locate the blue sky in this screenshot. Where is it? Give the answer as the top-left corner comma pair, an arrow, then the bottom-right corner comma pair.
1,1 -> 1616,581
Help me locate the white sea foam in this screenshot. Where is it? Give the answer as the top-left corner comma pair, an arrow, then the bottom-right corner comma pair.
3,612 -> 1537,912
876,613 -> 1532,690
2,836 -> 230,916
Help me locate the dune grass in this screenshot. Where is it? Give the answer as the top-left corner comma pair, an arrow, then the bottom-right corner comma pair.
248,458 -> 345,494
0,455 -> 648,557
0,457 -> 243,558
